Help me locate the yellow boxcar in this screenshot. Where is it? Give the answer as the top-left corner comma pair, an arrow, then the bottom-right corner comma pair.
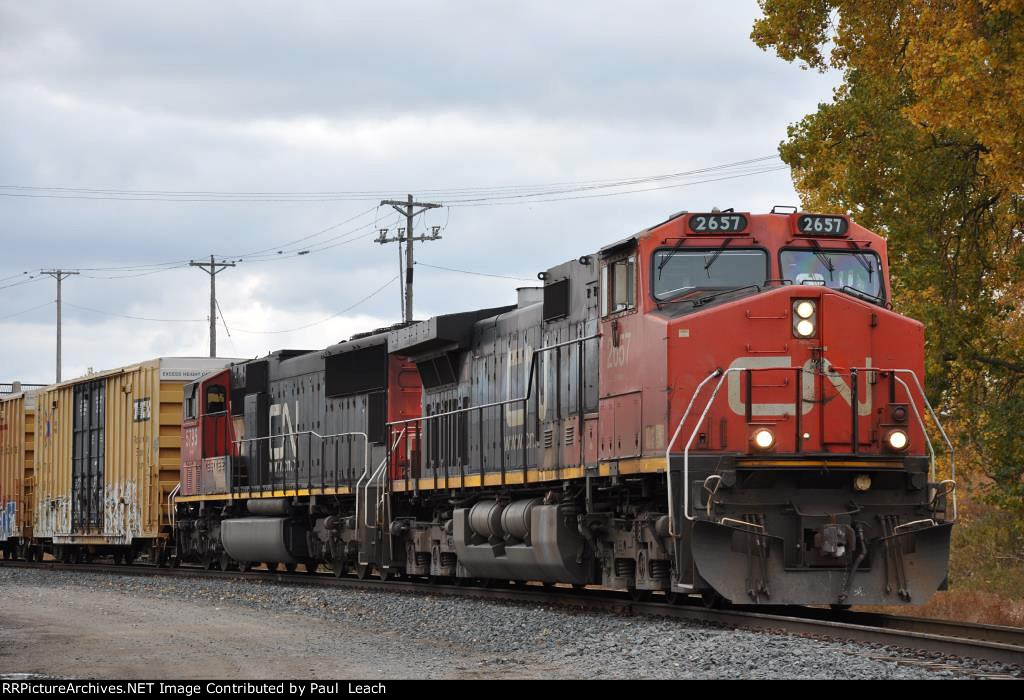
0,388 -> 39,558
33,357 -> 236,562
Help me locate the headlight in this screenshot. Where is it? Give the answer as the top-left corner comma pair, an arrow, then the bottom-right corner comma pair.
795,319 -> 815,337
853,475 -> 872,492
752,428 -> 775,450
793,299 -> 817,338
886,429 -> 909,452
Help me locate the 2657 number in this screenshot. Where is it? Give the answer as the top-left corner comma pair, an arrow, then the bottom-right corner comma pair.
797,215 -> 848,235
688,214 -> 747,233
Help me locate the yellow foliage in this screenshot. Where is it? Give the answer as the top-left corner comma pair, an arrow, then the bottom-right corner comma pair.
753,0 -> 1024,513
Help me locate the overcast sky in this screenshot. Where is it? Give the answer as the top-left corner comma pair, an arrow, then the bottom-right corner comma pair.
0,1 -> 838,384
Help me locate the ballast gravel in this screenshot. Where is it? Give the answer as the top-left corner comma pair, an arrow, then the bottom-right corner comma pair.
0,567 -> 1007,679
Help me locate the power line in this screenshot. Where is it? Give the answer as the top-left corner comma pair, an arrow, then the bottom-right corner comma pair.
0,156 -> 788,284
447,165 -> 790,207
221,204 -> 380,259
0,156 -> 784,204
0,300 -> 54,322
415,261 -> 535,282
63,302 -> 206,323
0,275 -> 44,292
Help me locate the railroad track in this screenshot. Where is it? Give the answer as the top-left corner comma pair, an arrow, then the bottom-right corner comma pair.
2,559 -> 1022,675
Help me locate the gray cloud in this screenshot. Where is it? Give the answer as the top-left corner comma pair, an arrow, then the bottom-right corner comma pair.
0,1 -> 838,382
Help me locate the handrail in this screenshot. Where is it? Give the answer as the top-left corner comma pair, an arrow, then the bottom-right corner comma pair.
363,428 -> 405,528
167,482 -> 181,531
665,364 -> 958,537
234,429 -> 369,497
873,368 -> 955,521
665,368 -> 725,535
385,333 -> 600,427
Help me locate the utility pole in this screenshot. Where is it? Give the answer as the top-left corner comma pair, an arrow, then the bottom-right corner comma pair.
377,195 -> 442,323
40,270 -> 79,383
189,255 -> 235,357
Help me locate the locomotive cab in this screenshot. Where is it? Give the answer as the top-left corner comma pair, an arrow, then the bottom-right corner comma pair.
598,210 -> 954,605
181,369 -> 238,496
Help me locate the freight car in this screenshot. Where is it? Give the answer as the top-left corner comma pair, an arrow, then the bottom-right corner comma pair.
175,208 -> 956,607
0,386 -> 39,560
28,357 -> 238,564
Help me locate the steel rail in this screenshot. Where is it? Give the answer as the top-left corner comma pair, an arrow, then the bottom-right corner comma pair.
1,559 -> 1020,670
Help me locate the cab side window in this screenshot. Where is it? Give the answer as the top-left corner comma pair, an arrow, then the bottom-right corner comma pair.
204,384 -> 227,414
601,255 -> 636,316
183,384 -> 197,420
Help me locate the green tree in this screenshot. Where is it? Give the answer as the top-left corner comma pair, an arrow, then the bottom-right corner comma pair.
752,0 -> 1024,512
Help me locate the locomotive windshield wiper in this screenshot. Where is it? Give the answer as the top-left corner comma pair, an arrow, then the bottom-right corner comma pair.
845,242 -> 875,282
840,285 -> 885,305
656,237 -> 688,278
703,238 -> 732,276
691,284 -> 762,308
808,240 -> 835,280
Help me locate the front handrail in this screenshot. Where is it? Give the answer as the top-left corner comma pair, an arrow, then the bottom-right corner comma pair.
665,364 -> 958,537
665,367 -> 726,535
860,367 -> 956,522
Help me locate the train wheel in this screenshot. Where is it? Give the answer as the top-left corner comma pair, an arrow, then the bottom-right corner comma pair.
628,587 -> 651,602
303,561 -> 318,575
330,559 -> 346,578
264,562 -> 278,573
354,564 -> 371,580
377,567 -> 390,581
284,562 -> 297,573
219,553 -> 232,571
124,551 -> 136,566
665,591 -> 684,605
239,561 -> 253,573
701,591 -> 724,609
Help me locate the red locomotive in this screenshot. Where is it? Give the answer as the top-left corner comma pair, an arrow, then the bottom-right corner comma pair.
174,208 -> 955,606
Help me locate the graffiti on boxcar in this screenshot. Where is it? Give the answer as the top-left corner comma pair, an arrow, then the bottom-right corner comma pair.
104,480 -> 141,541
0,499 -> 15,540
36,496 -> 71,537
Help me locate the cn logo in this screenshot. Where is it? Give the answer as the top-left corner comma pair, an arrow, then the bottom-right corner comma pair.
269,401 -> 299,460
726,357 -> 872,417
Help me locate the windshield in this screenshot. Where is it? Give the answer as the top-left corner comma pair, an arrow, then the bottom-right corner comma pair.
652,249 -> 767,300
780,249 -> 883,299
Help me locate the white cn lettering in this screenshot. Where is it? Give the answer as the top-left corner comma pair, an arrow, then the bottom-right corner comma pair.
726,356 -> 872,417
269,401 -> 300,460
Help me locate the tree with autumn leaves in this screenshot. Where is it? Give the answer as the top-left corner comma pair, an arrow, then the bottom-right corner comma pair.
752,1 -> 1024,517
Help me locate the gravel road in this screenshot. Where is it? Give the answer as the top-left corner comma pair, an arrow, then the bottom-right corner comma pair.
0,567 -> 1000,679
